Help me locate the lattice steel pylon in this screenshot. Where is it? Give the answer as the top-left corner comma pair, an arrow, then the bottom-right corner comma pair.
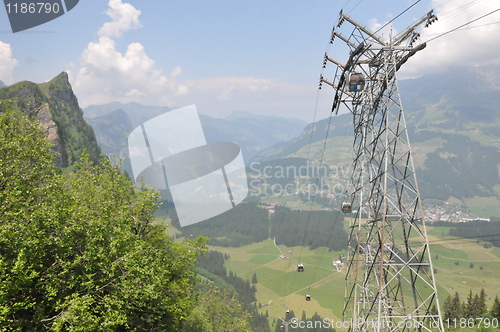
319,10 -> 444,332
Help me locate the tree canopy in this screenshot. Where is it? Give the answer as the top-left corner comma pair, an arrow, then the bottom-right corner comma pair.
0,107 -> 207,331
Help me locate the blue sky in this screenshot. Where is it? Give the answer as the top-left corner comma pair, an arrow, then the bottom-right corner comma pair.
1,0 -> 499,122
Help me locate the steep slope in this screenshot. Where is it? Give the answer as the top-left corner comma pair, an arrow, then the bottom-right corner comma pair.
85,108 -> 133,173
0,72 -> 101,167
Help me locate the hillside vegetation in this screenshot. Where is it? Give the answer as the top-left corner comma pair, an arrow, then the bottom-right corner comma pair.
0,72 -> 101,167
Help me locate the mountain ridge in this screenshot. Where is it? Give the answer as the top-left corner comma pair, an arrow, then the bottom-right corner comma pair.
250,65 -> 500,217
0,72 -> 101,167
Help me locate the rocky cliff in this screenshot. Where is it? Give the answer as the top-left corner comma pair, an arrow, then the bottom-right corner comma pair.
0,72 -> 101,168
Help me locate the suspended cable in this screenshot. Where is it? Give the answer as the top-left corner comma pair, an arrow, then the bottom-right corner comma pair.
427,232 -> 500,245
425,6 -> 500,43
346,0 -> 365,15
423,19 -> 500,37
433,0 -> 487,23
373,0 -> 422,35
432,0 -> 454,11
283,11 -> 352,309
340,0 -> 353,11
415,0 -> 487,35
296,126 -> 351,316
283,100 -> 335,309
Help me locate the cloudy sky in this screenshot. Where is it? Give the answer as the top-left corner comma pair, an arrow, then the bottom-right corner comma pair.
0,0 -> 499,122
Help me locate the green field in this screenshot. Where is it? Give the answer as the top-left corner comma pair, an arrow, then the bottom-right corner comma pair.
208,226 -> 500,328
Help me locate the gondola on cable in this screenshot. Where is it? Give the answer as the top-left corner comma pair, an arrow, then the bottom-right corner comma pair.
341,191 -> 352,214
348,72 -> 365,91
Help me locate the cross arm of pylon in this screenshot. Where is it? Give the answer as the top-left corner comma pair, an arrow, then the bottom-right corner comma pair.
330,30 -> 358,48
337,9 -> 385,45
319,74 -> 355,99
322,53 -> 344,69
394,10 -> 437,46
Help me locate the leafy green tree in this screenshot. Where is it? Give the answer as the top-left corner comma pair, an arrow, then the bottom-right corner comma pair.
0,108 -> 207,331
182,282 -> 251,332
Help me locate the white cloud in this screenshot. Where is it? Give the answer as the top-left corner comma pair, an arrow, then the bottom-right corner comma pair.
170,66 -> 182,78
98,0 -> 142,38
72,1 -> 185,107
70,0 -> 315,121
217,84 -> 236,101
400,0 -> 500,78
167,76 -> 315,121
368,18 -> 397,42
0,41 -> 19,85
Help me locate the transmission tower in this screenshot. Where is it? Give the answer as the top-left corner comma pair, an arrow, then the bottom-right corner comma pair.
320,9 -> 444,332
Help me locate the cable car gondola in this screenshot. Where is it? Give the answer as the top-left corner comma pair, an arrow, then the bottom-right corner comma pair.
297,263 -> 304,272
305,294 -> 311,301
349,72 -> 365,91
341,202 -> 352,214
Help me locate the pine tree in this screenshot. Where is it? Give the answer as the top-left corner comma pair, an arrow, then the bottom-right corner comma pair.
252,272 -> 258,284
431,304 -> 438,315
464,290 -> 476,318
491,296 -> 500,319
469,262 -> 474,268
443,295 -> 453,320
451,292 -> 463,319
476,288 -> 487,316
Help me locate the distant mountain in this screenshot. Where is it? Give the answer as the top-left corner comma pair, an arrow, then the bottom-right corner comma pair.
225,110 -> 306,126
0,72 -> 101,167
251,65 -> 500,214
84,103 -> 307,173
0,81 -> 5,88
84,102 -> 171,129
200,112 -> 307,160
250,112 -> 352,162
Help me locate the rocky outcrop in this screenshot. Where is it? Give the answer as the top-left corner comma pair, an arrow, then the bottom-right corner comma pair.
0,72 -> 101,168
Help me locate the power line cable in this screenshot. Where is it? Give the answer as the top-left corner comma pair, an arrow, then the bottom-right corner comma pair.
425,6 -> 500,43
346,0 -> 365,15
373,0 -> 422,35
423,19 -> 500,37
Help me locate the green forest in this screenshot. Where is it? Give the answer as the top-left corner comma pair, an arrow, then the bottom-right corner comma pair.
0,106 -> 257,331
175,203 -> 348,252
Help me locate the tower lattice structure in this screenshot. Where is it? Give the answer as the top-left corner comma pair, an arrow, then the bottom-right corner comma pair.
320,10 -> 444,332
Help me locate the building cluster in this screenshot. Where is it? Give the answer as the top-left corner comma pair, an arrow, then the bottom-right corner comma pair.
423,202 -> 490,223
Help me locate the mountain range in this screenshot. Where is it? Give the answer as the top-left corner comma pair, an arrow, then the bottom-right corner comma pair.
251,65 -> 500,218
1,66 -> 499,218
83,102 -> 307,176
